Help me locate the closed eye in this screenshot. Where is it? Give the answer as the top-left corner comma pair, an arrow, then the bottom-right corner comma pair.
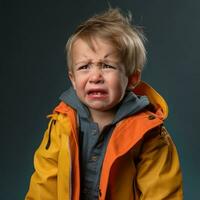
77,64 -> 90,70
102,63 -> 116,69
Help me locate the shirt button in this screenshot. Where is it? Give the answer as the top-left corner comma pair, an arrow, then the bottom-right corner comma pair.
91,129 -> 97,135
83,188 -> 88,194
91,155 -> 98,161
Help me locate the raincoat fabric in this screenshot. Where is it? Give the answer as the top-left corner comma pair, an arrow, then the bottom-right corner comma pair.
25,82 -> 183,200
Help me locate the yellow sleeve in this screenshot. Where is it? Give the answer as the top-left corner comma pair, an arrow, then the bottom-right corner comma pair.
25,116 -> 61,200
136,126 -> 183,200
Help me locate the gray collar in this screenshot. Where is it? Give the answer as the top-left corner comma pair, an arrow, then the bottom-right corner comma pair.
59,87 -> 149,124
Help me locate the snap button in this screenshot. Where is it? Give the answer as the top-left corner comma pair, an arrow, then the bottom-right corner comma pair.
91,129 -> 97,135
83,188 -> 88,194
148,115 -> 156,120
91,155 -> 98,161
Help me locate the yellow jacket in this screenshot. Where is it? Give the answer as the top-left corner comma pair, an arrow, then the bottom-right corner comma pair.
25,82 -> 183,200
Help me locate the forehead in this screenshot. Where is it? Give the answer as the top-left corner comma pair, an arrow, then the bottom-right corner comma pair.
71,37 -> 119,60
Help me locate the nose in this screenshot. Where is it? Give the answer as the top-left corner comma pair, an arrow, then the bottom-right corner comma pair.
89,67 -> 104,84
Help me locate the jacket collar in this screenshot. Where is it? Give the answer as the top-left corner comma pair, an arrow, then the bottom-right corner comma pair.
55,81 -> 168,121
133,81 -> 168,119
58,83 -> 151,124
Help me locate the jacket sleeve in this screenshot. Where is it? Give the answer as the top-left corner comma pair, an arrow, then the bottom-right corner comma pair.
136,126 -> 183,200
25,115 -> 62,200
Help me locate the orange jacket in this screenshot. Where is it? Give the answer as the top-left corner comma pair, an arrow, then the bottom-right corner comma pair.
25,82 -> 183,200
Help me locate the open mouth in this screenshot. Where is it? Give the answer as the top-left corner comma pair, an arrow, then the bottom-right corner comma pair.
87,89 -> 108,98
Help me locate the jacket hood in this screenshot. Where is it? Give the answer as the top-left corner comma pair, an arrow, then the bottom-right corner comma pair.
133,81 -> 168,119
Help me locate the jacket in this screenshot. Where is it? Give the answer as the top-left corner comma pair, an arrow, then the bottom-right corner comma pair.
25,82 -> 183,200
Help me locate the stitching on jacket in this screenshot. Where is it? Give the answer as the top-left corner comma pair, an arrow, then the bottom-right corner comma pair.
45,119 -> 56,150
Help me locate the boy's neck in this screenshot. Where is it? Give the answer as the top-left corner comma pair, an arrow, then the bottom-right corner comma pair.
89,109 -> 116,132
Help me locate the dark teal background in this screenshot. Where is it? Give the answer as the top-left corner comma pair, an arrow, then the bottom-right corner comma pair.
1,0 -> 199,199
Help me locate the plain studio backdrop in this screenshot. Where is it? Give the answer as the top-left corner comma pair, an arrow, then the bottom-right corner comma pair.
1,0 -> 199,199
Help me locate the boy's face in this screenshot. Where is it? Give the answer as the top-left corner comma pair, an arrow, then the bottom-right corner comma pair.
69,37 -> 128,113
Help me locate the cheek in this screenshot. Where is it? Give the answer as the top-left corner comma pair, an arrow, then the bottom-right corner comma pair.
71,74 -> 86,91
73,81 -> 85,100
117,76 -> 128,91
109,75 -> 128,95
74,80 -> 84,92
69,73 -> 77,90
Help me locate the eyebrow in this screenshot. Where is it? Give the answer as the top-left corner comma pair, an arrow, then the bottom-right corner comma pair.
104,52 -> 115,58
73,55 -> 89,66
73,52 -> 119,66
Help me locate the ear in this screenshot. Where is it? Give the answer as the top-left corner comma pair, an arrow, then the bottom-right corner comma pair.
68,71 -> 76,90
128,70 -> 141,89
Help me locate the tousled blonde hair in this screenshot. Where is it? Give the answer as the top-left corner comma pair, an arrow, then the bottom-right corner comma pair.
65,8 -> 146,76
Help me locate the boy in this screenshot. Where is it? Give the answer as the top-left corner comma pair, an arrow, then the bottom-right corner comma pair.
26,8 -> 183,200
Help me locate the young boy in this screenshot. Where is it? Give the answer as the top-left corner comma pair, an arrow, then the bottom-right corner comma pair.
26,8 -> 183,200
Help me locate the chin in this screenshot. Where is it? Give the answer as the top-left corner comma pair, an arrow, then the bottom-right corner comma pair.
88,103 -> 117,112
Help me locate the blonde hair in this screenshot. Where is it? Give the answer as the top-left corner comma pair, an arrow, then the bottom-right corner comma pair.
65,8 -> 146,76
